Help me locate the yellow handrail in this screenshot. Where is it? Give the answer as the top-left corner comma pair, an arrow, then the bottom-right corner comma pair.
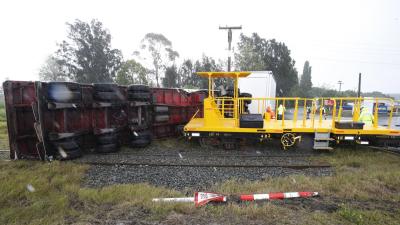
207,97 -> 395,130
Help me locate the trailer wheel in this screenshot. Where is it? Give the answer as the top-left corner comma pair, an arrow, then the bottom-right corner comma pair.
59,148 -> 82,160
128,92 -> 151,101
93,83 -> 119,92
132,130 -> 152,140
53,140 -> 79,150
127,84 -> 150,92
95,143 -> 119,153
94,91 -> 123,101
97,133 -> 118,145
130,138 -> 151,147
52,140 -> 82,160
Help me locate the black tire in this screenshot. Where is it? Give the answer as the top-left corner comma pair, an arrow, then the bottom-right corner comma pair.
93,83 -> 119,92
132,130 -> 152,140
97,134 -> 117,145
47,91 -> 82,103
53,140 -> 79,150
226,87 -> 240,97
127,84 -> 150,92
240,93 -> 252,104
130,138 -> 151,148
95,143 -> 119,153
94,91 -> 124,101
154,114 -> 169,123
128,92 -> 151,101
59,148 -> 82,160
154,106 -> 169,113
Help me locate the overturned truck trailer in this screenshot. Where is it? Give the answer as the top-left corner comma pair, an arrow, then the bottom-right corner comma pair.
3,81 -> 206,160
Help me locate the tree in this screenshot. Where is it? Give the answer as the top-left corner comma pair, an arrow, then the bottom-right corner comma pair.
54,19 -> 122,83
39,56 -> 67,81
299,61 -> 312,97
162,65 -> 179,88
235,33 -> 299,97
115,59 -> 149,85
179,59 -> 195,88
193,55 -> 223,89
136,33 -> 179,87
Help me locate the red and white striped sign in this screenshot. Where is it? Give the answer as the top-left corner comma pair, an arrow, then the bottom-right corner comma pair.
240,191 -> 318,201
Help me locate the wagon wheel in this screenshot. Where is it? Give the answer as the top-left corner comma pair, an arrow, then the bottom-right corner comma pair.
281,133 -> 296,150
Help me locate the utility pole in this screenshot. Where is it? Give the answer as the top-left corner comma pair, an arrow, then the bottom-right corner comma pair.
219,25 -> 242,71
357,73 -> 361,97
338,80 -> 343,92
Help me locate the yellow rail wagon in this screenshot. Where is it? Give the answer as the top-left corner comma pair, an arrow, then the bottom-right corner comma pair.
184,72 -> 400,150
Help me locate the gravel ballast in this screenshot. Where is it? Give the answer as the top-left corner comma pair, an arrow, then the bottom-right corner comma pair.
81,138 -> 334,190
84,164 -> 333,190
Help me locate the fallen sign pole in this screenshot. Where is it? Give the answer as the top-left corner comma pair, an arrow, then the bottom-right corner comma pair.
240,191 -> 319,201
153,192 -> 227,206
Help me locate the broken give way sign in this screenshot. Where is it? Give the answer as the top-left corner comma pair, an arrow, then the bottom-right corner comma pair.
194,192 -> 227,206
152,192 -> 227,206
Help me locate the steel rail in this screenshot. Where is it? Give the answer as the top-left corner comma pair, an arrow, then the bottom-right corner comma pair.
80,161 -> 332,169
88,152 -> 322,158
369,146 -> 400,157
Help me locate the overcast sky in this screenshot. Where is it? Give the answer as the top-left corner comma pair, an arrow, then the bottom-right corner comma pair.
0,0 -> 399,93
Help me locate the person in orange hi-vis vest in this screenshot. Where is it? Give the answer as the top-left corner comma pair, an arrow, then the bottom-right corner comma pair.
264,106 -> 275,121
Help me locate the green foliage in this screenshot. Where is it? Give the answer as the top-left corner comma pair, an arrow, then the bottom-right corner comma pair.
0,104 -> 8,149
38,56 -> 67,81
137,33 -> 179,87
307,86 -> 391,98
162,65 -> 179,88
0,140 -> 400,224
299,61 -> 312,97
235,33 -> 299,97
0,161 -> 86,225
175,56 -> 223,89
55,19 -> 122,83
338,205 -> 364,225
115,59 -> 149,85
362,91 -> 391,98
179,59 -> 195,88
193,55 -> 223,89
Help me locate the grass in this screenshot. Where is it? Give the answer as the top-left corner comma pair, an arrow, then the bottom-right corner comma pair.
0,103 -> 9,149
0,119 -> 400,224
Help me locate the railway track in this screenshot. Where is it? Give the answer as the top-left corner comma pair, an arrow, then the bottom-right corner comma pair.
369,146 -> 400,156
80,161 -> 331,169
91,152 -> 322,158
